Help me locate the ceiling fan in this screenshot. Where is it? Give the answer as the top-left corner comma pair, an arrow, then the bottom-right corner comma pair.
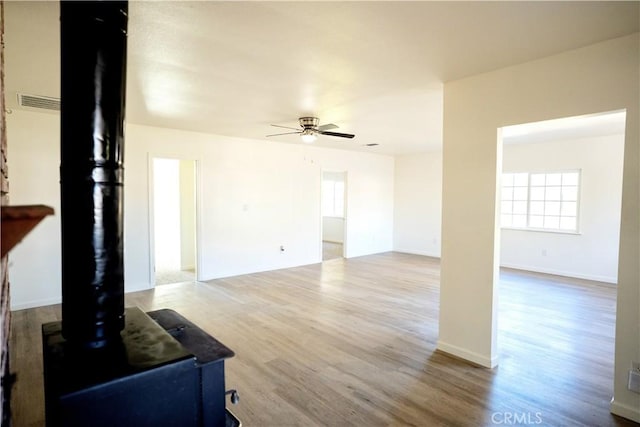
266,117 -> 355,143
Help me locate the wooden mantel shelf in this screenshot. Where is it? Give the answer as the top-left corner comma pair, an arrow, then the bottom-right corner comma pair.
1,205 -> 54,258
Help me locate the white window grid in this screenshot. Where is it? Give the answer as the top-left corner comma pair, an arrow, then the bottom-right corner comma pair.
501,170 -> 580,233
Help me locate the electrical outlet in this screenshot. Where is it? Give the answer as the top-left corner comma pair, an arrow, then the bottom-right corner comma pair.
541,249 -> 548,256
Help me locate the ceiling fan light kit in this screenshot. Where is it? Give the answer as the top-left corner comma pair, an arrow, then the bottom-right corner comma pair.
266,116 -> 355,142
300,129 -> 317,143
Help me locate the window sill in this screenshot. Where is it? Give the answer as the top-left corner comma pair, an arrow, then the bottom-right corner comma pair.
501,226 -> 581,235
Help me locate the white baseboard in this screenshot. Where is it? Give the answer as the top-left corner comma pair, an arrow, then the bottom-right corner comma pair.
610,398 -> 640,423
11,296 -> 61,311
500,262 -> 617,284
125,282 -> 154,293
394,248 -> 441,258
436,340 -> 498,368
10,282 -> 156,311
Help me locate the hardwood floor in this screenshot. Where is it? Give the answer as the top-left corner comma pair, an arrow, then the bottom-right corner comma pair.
155,267 -> 196,286
9,253 -> 637,426
322,241 -> 343,261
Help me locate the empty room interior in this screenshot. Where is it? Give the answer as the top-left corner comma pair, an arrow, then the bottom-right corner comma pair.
1,1 -> 639,426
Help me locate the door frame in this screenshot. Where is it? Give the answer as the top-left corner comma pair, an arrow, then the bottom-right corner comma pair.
148,154 -> 203,286
320,169 -> 348,259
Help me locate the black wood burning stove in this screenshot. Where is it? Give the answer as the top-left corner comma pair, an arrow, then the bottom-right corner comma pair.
41,2 -> 240,426
42,307 -> 239,427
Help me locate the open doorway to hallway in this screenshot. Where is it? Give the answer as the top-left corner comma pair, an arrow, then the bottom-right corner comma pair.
497,109 -> 626,402
321,171 -> 347,261
150,157 -> 198,285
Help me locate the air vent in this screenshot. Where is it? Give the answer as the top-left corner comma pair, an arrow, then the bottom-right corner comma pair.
18,93 -> 60,111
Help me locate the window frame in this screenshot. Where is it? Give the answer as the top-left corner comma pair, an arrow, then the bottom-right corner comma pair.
322,179 -> 345,218
500,169 -> 581,234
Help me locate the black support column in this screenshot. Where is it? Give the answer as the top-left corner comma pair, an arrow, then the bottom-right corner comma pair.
44,3 -> 239,426
60,1 -> 128,349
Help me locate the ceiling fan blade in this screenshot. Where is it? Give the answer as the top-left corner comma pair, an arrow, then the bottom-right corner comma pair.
266,131 -> 302,137
270,124 -> 301,131
318,130 -> 355,139
317,123 -> 338,131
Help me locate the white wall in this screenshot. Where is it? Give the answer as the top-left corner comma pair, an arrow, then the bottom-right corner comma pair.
393,134 -> 624,281
393,151 -> 442,257
322,171 -> 346,243
440,33 -> 639,421
153,158 -> 181,272
7,112 -> 394,309
322,217 -> 344,243
501,135 -> 624,283
5,111 -> 61,309
179,159 -> 196,271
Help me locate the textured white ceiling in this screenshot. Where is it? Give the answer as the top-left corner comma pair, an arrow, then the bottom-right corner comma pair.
502,110 -> 627,145
4,1 -> 638,154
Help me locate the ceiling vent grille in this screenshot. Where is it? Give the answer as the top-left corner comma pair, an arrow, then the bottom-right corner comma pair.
18,93 -> 60,111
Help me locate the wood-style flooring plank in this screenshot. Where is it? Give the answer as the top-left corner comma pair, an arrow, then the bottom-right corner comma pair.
9,253 -> 638,426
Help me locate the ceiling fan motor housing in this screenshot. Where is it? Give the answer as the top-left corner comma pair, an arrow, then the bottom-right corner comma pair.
299,117 -> 319,129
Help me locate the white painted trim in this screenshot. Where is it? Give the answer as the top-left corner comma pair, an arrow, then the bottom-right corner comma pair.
342,172 -> 348,258
11,297 -> 61,311
147,154 -> 156,288
318,171 -> 324,261
321,169 -> 348,259
437,340 -> 498,368
393,249 -> 441,259
125,282 -> 155,294
199,260 -> 321,282
500,262 -> 617,284
610,398 -> 640,423
194,159 -> 204,282
147,154 -> 203,285
10,282 -> 155,310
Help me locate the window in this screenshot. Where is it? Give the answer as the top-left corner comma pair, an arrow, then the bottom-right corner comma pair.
322,179 -> 345,217
501,173 -> 529,228
501,171 -> 580,232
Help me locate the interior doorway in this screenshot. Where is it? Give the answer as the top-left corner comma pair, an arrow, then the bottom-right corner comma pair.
150,157 -> 198,285
321,171 -> 347,261
498,110 -> 625,283
496,109 -> 626,395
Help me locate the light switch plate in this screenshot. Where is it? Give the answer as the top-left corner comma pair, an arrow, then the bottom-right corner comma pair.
629,369 -> 640,393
